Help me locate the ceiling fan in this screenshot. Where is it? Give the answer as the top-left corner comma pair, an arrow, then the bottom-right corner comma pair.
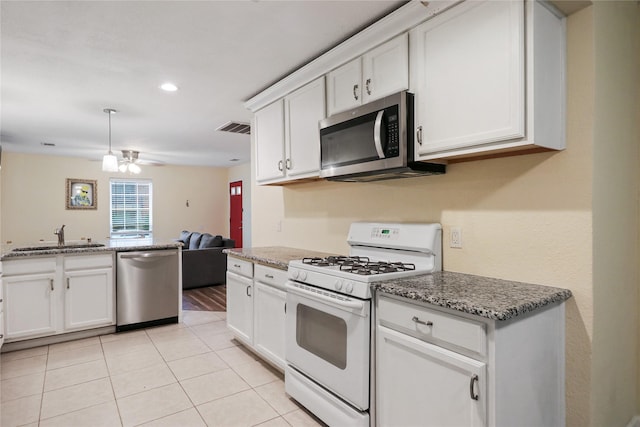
118,150 -> 163,174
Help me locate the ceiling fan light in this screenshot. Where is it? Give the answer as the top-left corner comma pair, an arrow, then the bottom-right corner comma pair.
119,163 -> 127,173
102,153 -> 119,172
129,163 -> 142,174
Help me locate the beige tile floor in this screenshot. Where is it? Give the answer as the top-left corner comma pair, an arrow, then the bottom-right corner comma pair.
0,310 -> 326,427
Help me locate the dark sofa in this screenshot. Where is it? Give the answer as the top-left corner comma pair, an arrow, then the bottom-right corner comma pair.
178,231 -> 235,290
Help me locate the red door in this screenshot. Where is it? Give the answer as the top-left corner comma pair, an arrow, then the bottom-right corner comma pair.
229,181 -> 243,248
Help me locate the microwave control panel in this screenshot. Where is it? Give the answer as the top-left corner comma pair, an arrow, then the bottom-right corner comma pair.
385,107 -> 400,158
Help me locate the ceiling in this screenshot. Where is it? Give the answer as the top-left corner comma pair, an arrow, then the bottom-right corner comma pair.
0,1 -> 404,168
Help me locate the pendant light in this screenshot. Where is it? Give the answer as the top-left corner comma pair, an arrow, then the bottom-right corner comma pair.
101,108 -> 119,172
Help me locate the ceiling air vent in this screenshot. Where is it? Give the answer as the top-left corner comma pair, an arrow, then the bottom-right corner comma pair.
216,121 -> 251,135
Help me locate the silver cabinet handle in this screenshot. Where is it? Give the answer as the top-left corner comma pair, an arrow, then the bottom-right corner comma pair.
353,84 -> 359,101
50,279 -> 54,291
412,316 -> 433,326
246,285 -> 252,297
417,126 -> 423,145
0,298 -> 3,303
0,334 -> 3,339
278,160 -> 283,171
285,158 -> 291,170
470,375 -> 479,401
234,264 -> 241,268
265,274 -> 274,279
365,78 -> 372,95
67,278 -> 70,289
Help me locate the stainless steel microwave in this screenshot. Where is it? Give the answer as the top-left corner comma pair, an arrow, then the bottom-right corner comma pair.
319,91 -> 445,182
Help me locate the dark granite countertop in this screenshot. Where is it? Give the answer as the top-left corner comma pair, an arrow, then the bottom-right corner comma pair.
224,246 -> 338,271
373,271 -> 572,321
1,238 -> 182,260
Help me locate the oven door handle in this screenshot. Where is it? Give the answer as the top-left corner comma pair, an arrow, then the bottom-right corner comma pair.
286,283 -> 364,310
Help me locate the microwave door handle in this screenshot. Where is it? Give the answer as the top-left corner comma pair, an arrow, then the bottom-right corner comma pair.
373,110 -> 385,159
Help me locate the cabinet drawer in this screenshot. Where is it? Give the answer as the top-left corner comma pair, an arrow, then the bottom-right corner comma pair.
378,295 -> 486,356
64,253 -> 114,270
3,257 -> 56,276
227,257 -> 253,278
254,265 -> 287,291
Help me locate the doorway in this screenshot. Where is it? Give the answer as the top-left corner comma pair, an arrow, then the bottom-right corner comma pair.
229,180 -> 243,248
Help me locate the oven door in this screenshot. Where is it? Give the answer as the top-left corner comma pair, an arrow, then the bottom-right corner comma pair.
285,281 -> 371,411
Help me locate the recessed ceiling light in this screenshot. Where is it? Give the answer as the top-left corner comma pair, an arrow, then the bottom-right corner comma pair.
160,82 -> 178,92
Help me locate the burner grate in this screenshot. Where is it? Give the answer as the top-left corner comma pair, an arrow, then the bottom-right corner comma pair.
302,256 -> 370,267
302,256 -> 416,275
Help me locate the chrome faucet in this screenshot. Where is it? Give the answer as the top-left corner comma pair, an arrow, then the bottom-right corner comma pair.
54,225 -> 65,246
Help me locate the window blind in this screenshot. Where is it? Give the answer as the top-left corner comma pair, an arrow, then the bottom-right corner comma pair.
110,179 -> 152,238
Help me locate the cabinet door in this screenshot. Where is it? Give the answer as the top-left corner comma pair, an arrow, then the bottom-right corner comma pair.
362,33 -> 408,104
284,77 -> 325,179
377,325 -> 486,427
226,271 -> 253,345
411,0 -> 524,158
326,57 -> 362,116
255,100 -> 285,182
253,281 -> 286,370
64,268 -> 114,331
3,273 -> 57,339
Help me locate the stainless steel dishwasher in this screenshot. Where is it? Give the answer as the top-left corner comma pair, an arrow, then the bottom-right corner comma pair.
116,249 -> 179,332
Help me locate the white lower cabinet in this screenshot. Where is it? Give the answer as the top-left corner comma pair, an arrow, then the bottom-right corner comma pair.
227,258 -> 287,371
64,254 -> 114,331
226,269 -> 254,345
253,265 -> 287,370
2,253 -> 115,342
3,272 -> 57,340
377,325 -> 486,426
376,294 -> 566,427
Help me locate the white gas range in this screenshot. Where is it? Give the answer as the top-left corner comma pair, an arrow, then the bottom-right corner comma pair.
284,222 -> 442,427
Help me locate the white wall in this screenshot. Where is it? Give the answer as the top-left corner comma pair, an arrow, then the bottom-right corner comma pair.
0,152 -> 230,244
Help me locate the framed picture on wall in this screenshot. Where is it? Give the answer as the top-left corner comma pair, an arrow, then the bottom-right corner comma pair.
66,179 -> 97,210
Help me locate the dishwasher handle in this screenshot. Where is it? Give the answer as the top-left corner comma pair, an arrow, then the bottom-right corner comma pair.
119,251 -> 176,259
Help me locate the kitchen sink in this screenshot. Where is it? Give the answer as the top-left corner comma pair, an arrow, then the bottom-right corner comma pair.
13,243 -> 106,251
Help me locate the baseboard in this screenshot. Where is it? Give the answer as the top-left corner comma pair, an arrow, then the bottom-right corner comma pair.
627,415 -> 640,427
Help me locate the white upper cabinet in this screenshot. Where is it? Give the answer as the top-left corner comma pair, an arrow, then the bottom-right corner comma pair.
254,100 -> 285,183
255,77 -> 325,185
411,0 -> 565,161
284,77 -> 325,179
327,33 -> 408,116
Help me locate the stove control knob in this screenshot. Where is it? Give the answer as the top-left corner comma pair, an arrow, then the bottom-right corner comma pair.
300,271 -> 307,281
334,280 -> 343,291
291,270 -> 299,280
345,282 -> 354,293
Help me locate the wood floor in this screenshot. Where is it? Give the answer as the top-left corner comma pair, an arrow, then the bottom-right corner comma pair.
182,284 -> 226,311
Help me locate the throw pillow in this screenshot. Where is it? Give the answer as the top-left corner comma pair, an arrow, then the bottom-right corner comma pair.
199,233 -> 215,248
189,232 -> 203,250
178,230 -> 192,247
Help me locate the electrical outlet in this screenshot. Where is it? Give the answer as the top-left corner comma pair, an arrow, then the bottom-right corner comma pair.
450,227 -> 462,248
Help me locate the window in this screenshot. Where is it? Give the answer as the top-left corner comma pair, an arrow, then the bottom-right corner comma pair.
110,179 -> 152,238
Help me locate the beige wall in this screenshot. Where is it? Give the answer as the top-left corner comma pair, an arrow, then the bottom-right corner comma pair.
591,1 -> 640,426
0,152 -> 229,244
250,6 -> 596,425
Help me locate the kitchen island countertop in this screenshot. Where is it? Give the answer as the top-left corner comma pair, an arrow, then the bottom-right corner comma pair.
1,238 -> 182,260
224,246 -> 338,270
373,271 -> 572,321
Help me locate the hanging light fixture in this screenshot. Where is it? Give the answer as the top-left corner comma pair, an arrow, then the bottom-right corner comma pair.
101,108 -> 119,172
